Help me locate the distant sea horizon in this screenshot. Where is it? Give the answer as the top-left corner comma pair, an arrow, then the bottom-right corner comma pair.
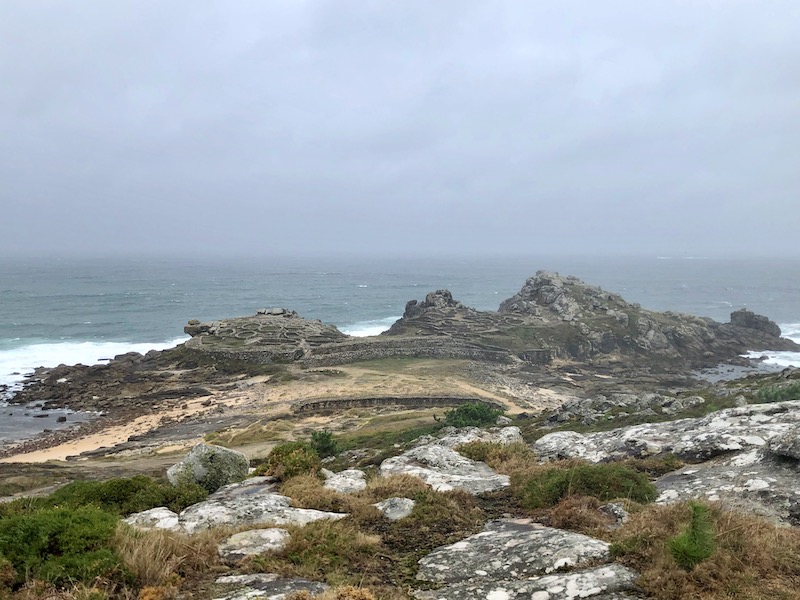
2,254 -> 799,399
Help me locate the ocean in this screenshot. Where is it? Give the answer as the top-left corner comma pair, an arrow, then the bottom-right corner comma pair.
1,255 -> 799,442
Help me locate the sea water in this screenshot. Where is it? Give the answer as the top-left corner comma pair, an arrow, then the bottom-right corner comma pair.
1,255 -> 799,441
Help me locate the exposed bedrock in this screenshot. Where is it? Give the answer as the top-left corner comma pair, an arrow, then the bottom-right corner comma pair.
534,400 -> 800,525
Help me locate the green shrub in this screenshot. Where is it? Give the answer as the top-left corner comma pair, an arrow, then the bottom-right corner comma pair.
437,402 -> 504,428
256,441 -> 321,480
26,476 -> 206,516
311,430 -> 339,458
668,501 -> 716,570
0,506 -> 126,587
518,463 -> 657,509
756,381 -> 800,403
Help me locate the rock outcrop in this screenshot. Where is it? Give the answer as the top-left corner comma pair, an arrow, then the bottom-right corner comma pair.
535,400 -> 800,525
167,443 -> 249,493
415,519 -> 640,600
379,427 -> 521,494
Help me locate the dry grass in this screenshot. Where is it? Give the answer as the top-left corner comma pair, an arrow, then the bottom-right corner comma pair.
610,502 -> 800,600
358,475 -> 430,503
545,495 -> 614,533
113,525 -> 223,588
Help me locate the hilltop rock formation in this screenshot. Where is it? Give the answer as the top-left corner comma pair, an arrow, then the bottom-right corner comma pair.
387,270 -> 797,370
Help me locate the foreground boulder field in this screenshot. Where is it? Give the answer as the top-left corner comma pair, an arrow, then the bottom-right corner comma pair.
3,272 -> 800,599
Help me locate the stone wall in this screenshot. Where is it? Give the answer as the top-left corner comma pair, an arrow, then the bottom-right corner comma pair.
292,395 -> 505,414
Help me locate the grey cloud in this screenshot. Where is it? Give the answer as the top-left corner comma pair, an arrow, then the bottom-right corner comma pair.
1,1 -> 798,258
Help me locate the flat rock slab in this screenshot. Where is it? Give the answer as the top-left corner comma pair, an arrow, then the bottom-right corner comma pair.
214,573 -> 327,600
380,445 -> 509,494
417,519 -> 611,583
414,564 -> 639,600
179,491 -> 347,534
218,528 -> 290,563
322,468 -> 367,493
534,400 -> 800,463
656,450 -> 800,526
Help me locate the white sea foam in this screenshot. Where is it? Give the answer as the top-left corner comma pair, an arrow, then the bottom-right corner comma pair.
745,323 -> 800,368
0,337 -> 188,397
340,316 -> 400,337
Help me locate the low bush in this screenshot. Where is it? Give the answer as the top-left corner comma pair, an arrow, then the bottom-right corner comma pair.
0,506 -> 126,587
255,442 -> 321,480
518,463 -> 657,509
310,430 -> 338,458
437,402 -> 504,428
668,501 -> 715,570
44,476 -> 207,515
757,381 -> 800,403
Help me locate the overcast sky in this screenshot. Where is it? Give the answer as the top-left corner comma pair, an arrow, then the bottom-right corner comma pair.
1,1 -> 798,258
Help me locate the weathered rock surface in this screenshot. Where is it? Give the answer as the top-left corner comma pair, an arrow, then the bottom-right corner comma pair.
544,392 -> 707,427
214,573 -> 327,600
218,528 -> 290,563
421,426 -> 524,449
178,478 -> 347,533
655,449 -> 800,525
534,400 -> 800,463
768,426 -> 800,460
414,564 -> 640,600
416,519 -> 611,583
373,497 -> 415,520
122,507 -> 179,531
380,444 -> 509,494
167,443 -> 249,493
322,468 -> 367,493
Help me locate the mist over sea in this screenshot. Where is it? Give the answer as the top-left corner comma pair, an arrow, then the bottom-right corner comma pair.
2,255 -> 800,401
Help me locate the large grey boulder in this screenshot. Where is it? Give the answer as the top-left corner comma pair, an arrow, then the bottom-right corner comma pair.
178,478 -> 347,533
416,519 -> 611,584
218,529 -> 290,563
167,443 -> 249,493
213,573 -> 327,600
380,445 -> 509,494
414,564 -> 640,600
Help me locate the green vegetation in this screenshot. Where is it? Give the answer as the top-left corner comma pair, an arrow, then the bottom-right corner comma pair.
436,402 -> 504,428
668,501 -> 716,570
311,430 -> 339,458
254,441 -> 321,480
756,381 -> 800,403
0,506 -> 126,587
0,476 -> 207,518
518,463 -> 657,509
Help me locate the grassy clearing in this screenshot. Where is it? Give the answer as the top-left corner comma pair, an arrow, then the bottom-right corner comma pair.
610,502 -> 800,600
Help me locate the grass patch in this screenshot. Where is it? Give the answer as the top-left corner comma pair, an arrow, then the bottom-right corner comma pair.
0,476 -> 207,518
518,463 -> 657,509
254,441 -> 321,480
610,502 -> 800,599
757,381 -> 800,403
113,524 -> 223,588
